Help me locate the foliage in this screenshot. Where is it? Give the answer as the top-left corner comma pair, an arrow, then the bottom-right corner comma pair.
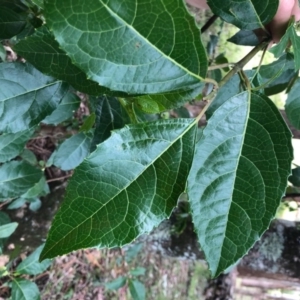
0,0 -> 299,279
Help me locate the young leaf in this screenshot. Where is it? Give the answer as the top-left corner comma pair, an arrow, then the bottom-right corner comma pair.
128,279 -> 146,300
105,276 -> 127,290
0,129 -> 34,163
49,131 -> 93,171
11,278 -> 40,300
187,91 -> 292,277
270,18 -> 300,70
0,63 -> 68,133
16,244 -> 52,275
42,92 -> 80,125
129,267 -> 146,277
7,197 -> 27,210
44,0 -> 207,94
28,198 -> 42,212
40,119 -> 196,259
0,161 -> 42,201
207,0 -> 279,30
89,96 -> 130,151
0,222 -> 18,238
14,26 -> 117,96
285,78 -> 300,129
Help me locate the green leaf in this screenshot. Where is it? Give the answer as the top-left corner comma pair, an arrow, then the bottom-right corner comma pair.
16,244 -> 52,275
90,96 -> 130,151
105,276 -> 127,290
11,278 -> 40,300
0,161 -> 42,201
40,119 -> 196,259
7,197 -> 27,210
14,26 -> 116,96
42,92 -> 80,125
49,132 -> 93,171
270,18 -> 300,70
207,0 -> 279,30
31,0 -> 44,9
0,62 -> 68,133
28,198 -> 42,212
128,279 -> 146,300
0,222 -> 18,238
228,30 -> 260,46
187,91 -> 292,277
21,176 -> 49,199
80,114 -> 96,132
20,149 -> 38,166
0,43 -> 6,61
129,267 -> 146,276
0,129 -> 34,163
133,83 -> 205,113
0,212 -> 11,253
125,243 -> 143,263
44,0 -> 208,94
0,5 -> 26,39
286,78 -> 300,129
289,167 -> 300,187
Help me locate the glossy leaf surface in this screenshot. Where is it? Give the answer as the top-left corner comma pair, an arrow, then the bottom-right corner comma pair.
44,0 -> 208,94
41,119 -> 196,259
207,0 -> 278,30
0,63 -> 68,133
188,91 -> 292,276
0,161 -> 42,201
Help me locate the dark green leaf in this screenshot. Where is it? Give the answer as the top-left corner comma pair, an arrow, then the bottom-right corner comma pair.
44,0 -> 208,94
0,43 -> 6,61
14,26 -> 115,96
0,222 -> 18,238
16,244 -> 52,275
187,91 -> 292,277
11,278 -> 40,300
207,0 -> 279,30
49,132 -> 93,171
42,92 -> 80,125
105,276 -> 127,290
0,161 -> 42,201
0,6 -> 26,39
286,78 -> 300,129
0,129 -> 34,163
41,119 -> 196,259
129,267 -> 146,276
128,279 -> 146,300
228,30 -> 260,46
270,18 -> 300,70
89,95 -> 130,151
31,0 -> 44,9
0,211 -> 10,253
0,62 -> 68,133
289,167 -> 300,187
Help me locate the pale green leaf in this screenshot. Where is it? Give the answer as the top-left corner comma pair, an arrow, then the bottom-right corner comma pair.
44,0 -> 207,94
285,78 -> 300,129
16,244 -> 52,275
105,276 -> 127,290
41,119 -> 196,259
129,279 -> 146,300
21,176 -> 49,199
49,132 -> 93,171
129,267 -> 146,276
42,92 -> 80,125
0,161 -> 42,201
207,0 -> 279,30
11,279 -> 40,300
7,197 -> 27,210
0,62 -> 68,133
0,222 -> 18,238
187,91 -> 292,277
28,198 -> 42,212
0,129 -> 34,163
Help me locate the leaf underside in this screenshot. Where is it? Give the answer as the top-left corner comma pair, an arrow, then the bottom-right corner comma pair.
41,118 -> 197,259
188,91 -> 292,277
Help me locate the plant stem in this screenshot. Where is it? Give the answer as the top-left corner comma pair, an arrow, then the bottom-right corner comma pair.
218,39 -> 270,89
201,15 -> 218,33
